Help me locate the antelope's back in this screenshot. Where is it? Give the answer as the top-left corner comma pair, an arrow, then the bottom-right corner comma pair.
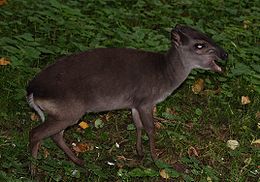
27,48 -> 164,102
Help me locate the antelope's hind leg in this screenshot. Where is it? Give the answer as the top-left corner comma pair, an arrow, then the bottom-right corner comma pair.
51,131 -> 84,166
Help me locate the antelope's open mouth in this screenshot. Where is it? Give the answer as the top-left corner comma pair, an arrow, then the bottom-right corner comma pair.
210,59 -> 222,73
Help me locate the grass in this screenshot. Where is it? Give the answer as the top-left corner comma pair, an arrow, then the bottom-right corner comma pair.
0,0 -> 259,181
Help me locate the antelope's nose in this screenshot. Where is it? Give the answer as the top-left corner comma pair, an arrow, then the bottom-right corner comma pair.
221,52 -> 228,60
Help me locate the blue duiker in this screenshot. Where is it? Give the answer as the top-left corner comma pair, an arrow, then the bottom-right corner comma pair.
27,25 -> 228,173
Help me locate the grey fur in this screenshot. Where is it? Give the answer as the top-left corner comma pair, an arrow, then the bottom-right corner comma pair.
27,93 -> 45,122
26,25 -> 228,175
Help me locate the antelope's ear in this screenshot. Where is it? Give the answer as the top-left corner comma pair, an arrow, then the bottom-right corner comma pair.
171,29 -> 181,47
171,25 -> 189,47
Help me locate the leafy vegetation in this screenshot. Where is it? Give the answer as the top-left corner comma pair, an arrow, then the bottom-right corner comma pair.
0,0 -> 259,181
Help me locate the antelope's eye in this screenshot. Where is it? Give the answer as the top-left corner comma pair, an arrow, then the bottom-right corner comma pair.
195,43 -> 205,49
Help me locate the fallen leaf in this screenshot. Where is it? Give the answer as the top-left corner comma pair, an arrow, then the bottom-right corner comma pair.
165,107 -> 178,115
192,78 -> 204,94
160,169 -> 170,179
243,20 -> 250,29
244,157 -> 252,165
202,87 -> 222,95
43,148 -> 50,158
30,113 -> 39,121
154,121 -> 163,129
116,155 -> 138,168
251,139 -> 260,148
0,0 -> 7,6
256,111 -> 260,120
116,155 -> 127,161
207,176 -> 213,182
251,139 -> 260,144
188,146 -> 199,157
186,122 -> 194,130
227,140 -> 239,150
72,142 -> 93,153
0,57 -> 10,66
78,121 -> 89,129
241,96 -> 251,105
105,112 -> 113,121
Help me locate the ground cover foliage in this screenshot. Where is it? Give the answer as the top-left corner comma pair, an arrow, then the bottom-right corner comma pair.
0,0 -> 259,181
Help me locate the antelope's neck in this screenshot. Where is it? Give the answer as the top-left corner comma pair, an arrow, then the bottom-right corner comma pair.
164,47 -> 192,90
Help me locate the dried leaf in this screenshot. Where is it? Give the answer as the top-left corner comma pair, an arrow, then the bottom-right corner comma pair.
105,112 -> 113,121
0,57 -> 10,66
256,111 -> 260,120
186,122 -> 194,130
78,121 -> 89,129
243,20 -> 250,29
244,157 -> 252,165
207,176 -> 213,182
251,139 -> 260,148
165,107 -> 177,115
30,113 -> 39,121
116,155 -> 138,168
43,148 -> 50,158
154,121 -> 163,129
72,142 -> 93,153
202,87 -> 221,95
116,155 -> 127,161
251,139 -> 260,144
159,169 -> 170,179
188,146 -> 199,157
0,0 -> 7,6
241,96 -> 251,105
227,140 -> 239,150
192,78 -> 204,94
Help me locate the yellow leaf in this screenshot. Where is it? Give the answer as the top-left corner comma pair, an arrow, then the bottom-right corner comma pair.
0,0 -> 7,6
159,169 -> 169,179
79,121 -> 89,129
0,57 -> 10,66
192,79 -> 204,94
241,96 -> 250,105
